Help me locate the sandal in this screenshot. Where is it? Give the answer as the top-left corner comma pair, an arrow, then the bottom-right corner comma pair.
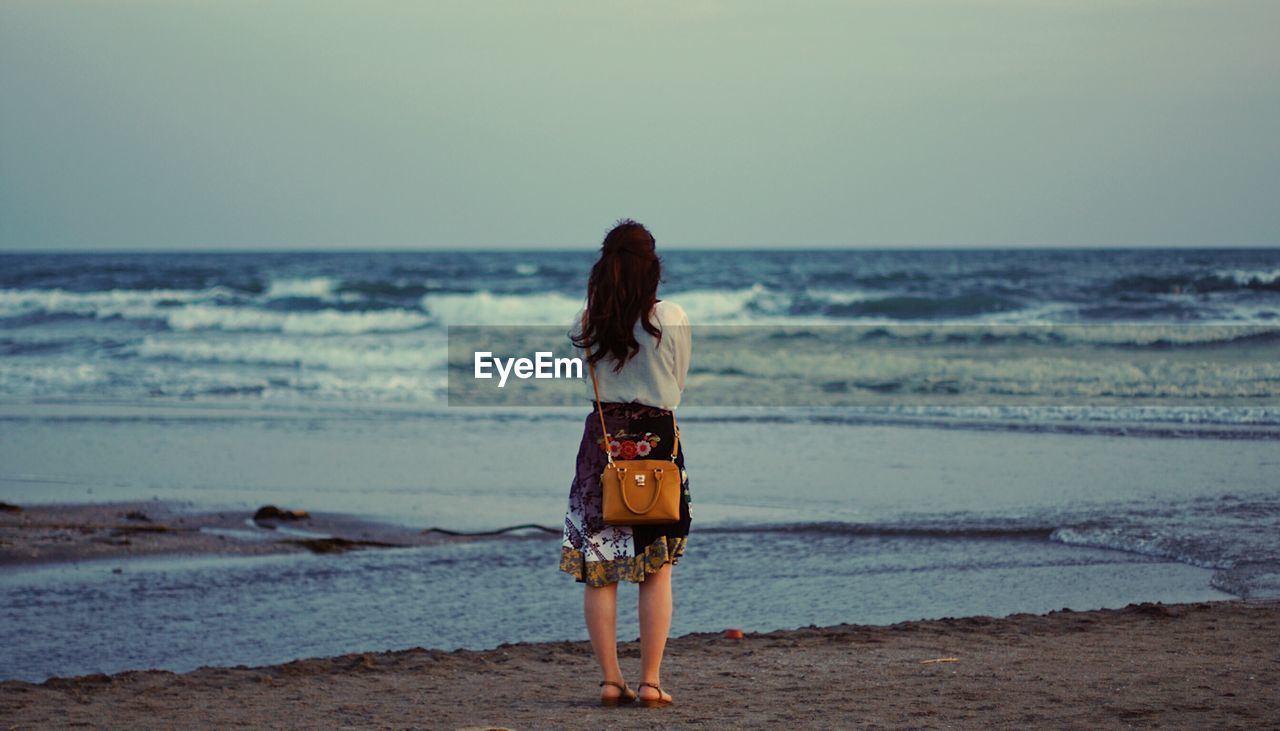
637,681 -> 673,707
599,680 -> 637,707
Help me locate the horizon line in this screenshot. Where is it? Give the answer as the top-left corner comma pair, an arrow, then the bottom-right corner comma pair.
3,243 -> 1279,255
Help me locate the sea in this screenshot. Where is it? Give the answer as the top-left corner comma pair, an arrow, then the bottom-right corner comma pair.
1,248 -> 1279,682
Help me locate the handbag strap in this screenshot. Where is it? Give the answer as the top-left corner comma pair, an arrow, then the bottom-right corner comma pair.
582,330 -> 679,466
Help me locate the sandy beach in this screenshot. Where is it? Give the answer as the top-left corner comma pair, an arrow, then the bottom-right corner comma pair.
0,600 -> 1274,729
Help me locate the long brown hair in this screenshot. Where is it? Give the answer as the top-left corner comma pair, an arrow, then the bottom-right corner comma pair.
572,219 -> 663,372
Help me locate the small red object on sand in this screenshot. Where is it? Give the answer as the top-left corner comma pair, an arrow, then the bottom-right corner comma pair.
723,628 -> 744,639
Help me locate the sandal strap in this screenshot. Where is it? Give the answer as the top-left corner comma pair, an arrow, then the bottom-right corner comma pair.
638,681 -> 665,692
599,680 -> 628,691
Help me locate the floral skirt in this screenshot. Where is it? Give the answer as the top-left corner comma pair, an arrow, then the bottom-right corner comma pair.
559,402 -> 691,587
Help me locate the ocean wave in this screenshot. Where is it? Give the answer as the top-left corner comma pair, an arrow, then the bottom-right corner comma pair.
0,360 -> 447,402
685,321 -> 1280,351
828,404 -> 1280,427
1220,267 -> 1280,287
294,370 -> 447,401
0,286 -> 240,321
0,363 -> 107,393
822,322 -> 1280,347
136,335 -> 446,371
0,363 -> 256,400
669,285 -> 1027,322
0,335 -> 104,356
421,290 -> 584,325
1051,526 -> 1230,569
264,277 -> 339,300
666,284 -> 787,322
668,405 -> 1280,432
818,293 -> 1024,319
0,291 -> 433,333
335,279 -> 431,301
166,305 -> 430,334
5,280 -> 1278,332
1047,495 -> 1280,583
689,340 -> 1280,400
1210,562 -> 1280,599
669,287 -> 1278,325
695,497 -> 1280,599
701,520 -> 1055,539
1102,270 -> 1280,296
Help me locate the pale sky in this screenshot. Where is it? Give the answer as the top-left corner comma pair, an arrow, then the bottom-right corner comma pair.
1,0 -> 1277,250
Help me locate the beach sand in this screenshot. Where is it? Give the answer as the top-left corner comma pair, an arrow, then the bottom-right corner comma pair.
0,600 -> 1275,729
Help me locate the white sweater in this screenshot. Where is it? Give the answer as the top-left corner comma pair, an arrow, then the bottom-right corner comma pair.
579,300 -> 691,411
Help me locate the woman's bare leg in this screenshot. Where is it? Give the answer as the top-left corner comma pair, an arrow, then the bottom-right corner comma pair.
637,562 -> 674,702
584,582 -> 625,698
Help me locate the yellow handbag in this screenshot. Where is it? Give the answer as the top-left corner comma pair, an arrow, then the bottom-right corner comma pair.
586,348 -> 682,526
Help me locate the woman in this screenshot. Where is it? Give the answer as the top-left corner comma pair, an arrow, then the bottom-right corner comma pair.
560,219 -> 692,708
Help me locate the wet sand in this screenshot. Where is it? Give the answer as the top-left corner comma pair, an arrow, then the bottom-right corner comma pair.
0,501 -> 543,566
0,600 -> 1275,729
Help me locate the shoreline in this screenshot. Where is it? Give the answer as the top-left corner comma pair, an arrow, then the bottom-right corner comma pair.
0,501 -> 548,568
1,600 -> 1276,728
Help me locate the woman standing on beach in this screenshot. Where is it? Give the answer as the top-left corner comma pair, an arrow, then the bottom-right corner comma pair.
560,219 -> 692,708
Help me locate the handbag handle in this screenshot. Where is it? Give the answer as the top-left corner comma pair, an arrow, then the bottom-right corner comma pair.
615,465 -> 669,515
581,321 -> 679,466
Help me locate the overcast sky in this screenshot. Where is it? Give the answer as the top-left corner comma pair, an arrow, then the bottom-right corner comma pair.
1,0 -> 1277,250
